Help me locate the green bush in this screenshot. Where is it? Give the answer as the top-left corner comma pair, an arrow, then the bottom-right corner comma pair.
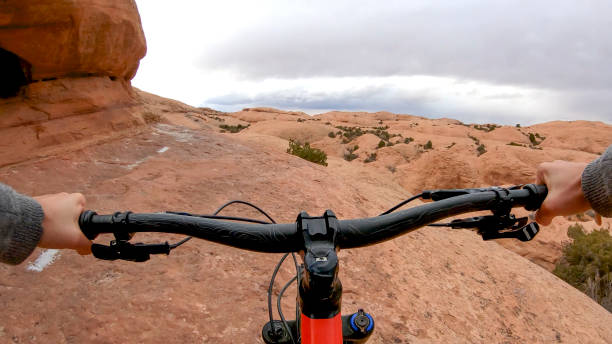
404,137 -> 414,144
473,124 -> 500,132
343,152 -> 358,161
423,140 -> 433,150
219,124 -> 249,133
529,133 -> 538,145
287,140 -> 328,166
364,153 -> 377,163
343,145 -> 359,161
328,131 -> 336,138
527,132 -> 545,146
468,134 -> 480,145
553,224 -> 612,311
477,144 -> 487,156
377,140 -> 386,149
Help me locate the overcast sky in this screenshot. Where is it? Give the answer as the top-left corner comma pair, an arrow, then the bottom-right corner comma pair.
132,1 -> 612,125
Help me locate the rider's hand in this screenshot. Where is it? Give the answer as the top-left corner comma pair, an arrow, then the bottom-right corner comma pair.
34,192 -> 92,255
535,161 -> 602,226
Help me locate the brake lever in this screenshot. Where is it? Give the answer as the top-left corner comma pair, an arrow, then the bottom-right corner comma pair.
479,222 -> 540,242
439,215 -> 539,242
91,240 -> 171,262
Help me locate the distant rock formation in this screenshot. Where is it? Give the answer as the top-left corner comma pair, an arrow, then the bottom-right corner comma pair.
0,0 -> 147,166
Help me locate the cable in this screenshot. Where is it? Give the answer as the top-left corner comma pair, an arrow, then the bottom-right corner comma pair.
166,200 -> 277,258
268,253 -> 290,337
164,212 -> 272,225
178,200 -> 303,341
213,200 -> 276,223
169,236 -> 192,248
278,275 -> 298,344
379,193 -> 424,216
290,253 -> 301,343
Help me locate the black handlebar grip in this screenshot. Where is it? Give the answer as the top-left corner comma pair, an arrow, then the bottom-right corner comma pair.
79,210 -> 101,240
522,184 -> 548,211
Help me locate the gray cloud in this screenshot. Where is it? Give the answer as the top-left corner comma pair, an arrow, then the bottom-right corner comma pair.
205,85 -> 436,116
203,83 -> 612,125
200,0 -> 612,91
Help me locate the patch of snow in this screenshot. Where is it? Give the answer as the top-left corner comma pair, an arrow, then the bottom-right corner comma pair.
27,249 -> 60,272
157,146 -> 169,153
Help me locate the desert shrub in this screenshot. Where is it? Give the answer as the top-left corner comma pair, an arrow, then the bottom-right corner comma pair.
516,123 -> 521,128
446,142 -> 456,149
507,142 -> 525,147
477,144 -> 487,156
287,140 -> 328,166
343,152 -> 358,161
553,224 -> 612,311
473,124 -> 500,132
468,134 -> 480,145
377,140 -> 386,149
372,129 -> 392,141
343,145 -> 359,161
364,153 -> 377,163
523,131 -> 545,146
219,124 -> 249,133
143,111 -> 162,124
328,131 -> 336,138
529,133 -> 538,145
404,137 -> 414,144
423,140 -> 433,150
297,118 -> 306,122
336,126 -> 364,142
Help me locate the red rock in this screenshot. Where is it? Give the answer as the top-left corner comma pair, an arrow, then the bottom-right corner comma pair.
0,0 -> 146,81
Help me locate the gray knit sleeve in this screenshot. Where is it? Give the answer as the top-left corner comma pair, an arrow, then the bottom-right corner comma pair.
581,145 -> 612,217
0,183 -> 44,265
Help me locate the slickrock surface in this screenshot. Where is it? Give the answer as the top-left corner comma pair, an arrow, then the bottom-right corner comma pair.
0,91 -> 610,343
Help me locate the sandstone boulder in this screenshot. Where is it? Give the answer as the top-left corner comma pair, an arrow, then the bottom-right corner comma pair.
0,0 -> 146,89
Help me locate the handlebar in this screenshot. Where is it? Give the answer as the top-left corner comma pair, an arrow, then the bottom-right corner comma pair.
79,184 -> 547,255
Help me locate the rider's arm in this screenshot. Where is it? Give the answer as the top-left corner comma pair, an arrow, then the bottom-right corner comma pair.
535,145 -> 611,225
0,183 -> 91,265
0,183 -> 44,265
581,145 -> 612,217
